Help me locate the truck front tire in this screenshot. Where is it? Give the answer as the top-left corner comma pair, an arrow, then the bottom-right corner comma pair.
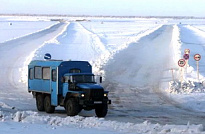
95,103 -> 108,117
65,98 -> 79,116
44,96 -> 55,113
36,94 -> 45,111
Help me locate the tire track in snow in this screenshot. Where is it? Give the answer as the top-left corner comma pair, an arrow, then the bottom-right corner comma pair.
103,25 -> 205,125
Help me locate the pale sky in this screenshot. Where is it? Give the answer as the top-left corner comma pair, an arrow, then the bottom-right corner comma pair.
0,0 -> 205,17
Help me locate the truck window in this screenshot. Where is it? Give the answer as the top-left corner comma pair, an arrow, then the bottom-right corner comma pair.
29,68 -> 34,79
72,75 -> 95,83
52,69 -> 57,81
42,67 -> 50,80
64,76 -> 70,83
34,66 -> 42,79
69,69 -> 81,73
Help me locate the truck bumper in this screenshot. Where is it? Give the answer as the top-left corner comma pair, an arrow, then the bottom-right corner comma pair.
79,99 -> 111,105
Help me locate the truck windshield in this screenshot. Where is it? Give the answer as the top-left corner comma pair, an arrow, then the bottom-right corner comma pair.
71,75 -> 95,83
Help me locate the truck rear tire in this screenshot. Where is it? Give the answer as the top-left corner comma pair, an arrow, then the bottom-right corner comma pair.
95,103 -> 108,117
36,94 -> 45,111
65,98 -> 79,116
44,96 -> 55,113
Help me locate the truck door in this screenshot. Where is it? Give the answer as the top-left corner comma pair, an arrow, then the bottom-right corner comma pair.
51,67 -> 58,106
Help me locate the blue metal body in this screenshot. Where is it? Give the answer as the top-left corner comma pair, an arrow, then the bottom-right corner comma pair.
28,60 -> 93,106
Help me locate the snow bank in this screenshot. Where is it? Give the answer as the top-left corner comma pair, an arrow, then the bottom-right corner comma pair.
79,21 -> 163,77
171,25 -> 182,65
0,111 -> 201,134
168,80 -> 205,94
0,102 -> 15,110
19,20 -> 162,84
92,24 -> 163,77
19,22 -> 70,83
0,111 -> 4,121
159,24 -> 181,91
166,24 -> 205,94
164,24 -> 205,112
188,25 -> 205,37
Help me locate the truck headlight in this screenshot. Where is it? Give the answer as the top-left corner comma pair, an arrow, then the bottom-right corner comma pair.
81,94 -> 85,97
104,93 -> 108,97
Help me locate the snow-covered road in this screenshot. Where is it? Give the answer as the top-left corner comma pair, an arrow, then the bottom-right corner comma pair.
1,17 -> 205,133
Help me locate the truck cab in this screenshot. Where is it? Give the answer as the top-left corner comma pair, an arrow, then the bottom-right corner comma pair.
28,60 -> 111,117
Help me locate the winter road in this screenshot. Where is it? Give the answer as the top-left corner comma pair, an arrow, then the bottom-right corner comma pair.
1,22 -> 205,126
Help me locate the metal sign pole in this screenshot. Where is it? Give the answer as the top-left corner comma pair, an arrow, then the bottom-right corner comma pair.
185,60 -> 187,74
171,68 -> 174,81
194,54 -> 201,82
181,67 -> 183,88
197,61 -> 199,82
178,59 -> 186,89
183,54 -> 189,75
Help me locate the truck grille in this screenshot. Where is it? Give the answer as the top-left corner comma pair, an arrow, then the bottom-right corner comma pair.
92,89 -> 103,100
83,89 -> 103,101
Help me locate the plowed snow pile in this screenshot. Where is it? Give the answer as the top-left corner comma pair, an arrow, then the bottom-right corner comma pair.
0,110 -> 204,134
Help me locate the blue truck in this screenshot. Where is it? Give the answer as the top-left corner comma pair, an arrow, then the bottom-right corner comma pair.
28,60 -> 111,117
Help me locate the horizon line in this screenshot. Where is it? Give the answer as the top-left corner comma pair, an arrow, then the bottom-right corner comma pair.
0,13 -> 205,19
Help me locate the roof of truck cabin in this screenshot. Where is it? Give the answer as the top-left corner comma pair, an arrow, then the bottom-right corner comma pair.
28,60 -> 91,67
64,73 -> 94,76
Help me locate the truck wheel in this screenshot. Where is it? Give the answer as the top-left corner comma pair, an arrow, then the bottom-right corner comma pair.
95,103 -> 108,117
65,98 -> 79,116
78,105 -> 83,113
44,96 -> 55,113
36,94 -> 45,111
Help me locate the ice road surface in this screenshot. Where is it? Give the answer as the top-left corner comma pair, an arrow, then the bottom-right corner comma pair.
0,16 -> 58,43
1,16 -> 205,133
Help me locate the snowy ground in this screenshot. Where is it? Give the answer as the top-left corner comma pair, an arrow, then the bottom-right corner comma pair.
1,16 -> 205,133
165,23 -> 205,113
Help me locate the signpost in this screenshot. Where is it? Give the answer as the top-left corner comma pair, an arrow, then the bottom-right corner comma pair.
178,59 -> 186,67
194,54 -> 201,81
183,53 -> 189,73
194,54 -> 201,61
178,59 -> 186,86
183,54 -> 189,60
171,68 -> 174,81
170,68 -> 178,81
44,53 -> 52,60
184,49 -> 190,54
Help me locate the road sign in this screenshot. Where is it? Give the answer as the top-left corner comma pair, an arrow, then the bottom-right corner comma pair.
194,54 -> 201,61
184,49 -> 190,54
178,59 -> 186,67
183,54 -> 189,60
44,53 -> 51,60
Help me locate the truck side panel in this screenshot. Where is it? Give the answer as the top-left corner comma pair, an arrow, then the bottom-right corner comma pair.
28,60 -> 92,107
29,79 -> 51,93
51,67 -> 58,106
